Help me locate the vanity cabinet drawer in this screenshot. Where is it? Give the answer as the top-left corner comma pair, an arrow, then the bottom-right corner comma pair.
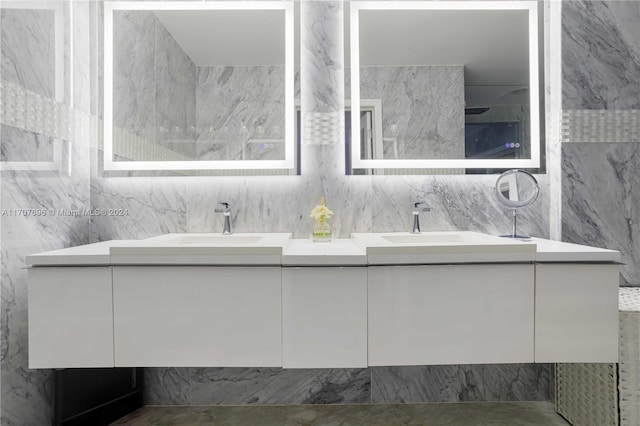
535,263 -> 619,362
112,266 -> 282,367
367,264 -> 534,366
282,267 -> 367,368
28,267 -> 114,368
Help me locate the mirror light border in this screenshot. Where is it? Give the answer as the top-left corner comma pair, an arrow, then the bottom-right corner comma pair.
0,1 -> 67,173
350,1 -> 540,169
103,1 -> 294,171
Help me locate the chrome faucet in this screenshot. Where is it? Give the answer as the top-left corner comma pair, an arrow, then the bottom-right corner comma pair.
214,202 -> 232,235
412,201 -> 431,234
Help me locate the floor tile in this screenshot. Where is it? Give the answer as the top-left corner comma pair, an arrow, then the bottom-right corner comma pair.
110,401 -> 569,426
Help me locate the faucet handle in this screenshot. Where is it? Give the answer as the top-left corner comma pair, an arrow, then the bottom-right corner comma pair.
413,201 -> 431,212
215,202 -> 231,214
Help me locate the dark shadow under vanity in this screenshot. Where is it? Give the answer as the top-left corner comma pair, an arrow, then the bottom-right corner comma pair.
53,368 -> 144,426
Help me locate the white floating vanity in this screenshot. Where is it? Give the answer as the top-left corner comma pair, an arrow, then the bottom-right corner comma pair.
26,232 -> 621,369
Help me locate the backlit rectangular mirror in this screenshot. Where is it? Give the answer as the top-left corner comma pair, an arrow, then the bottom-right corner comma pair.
104,1 -> 295,173
349,1 -> 541,172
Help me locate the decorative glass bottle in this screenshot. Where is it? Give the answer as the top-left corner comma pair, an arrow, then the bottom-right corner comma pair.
310,196 -> 334,242
312,217 -> 332,242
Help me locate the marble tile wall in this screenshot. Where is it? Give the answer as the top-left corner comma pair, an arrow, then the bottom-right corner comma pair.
359,66 -> 465,160
112,10 -> 156,144
154,17 -> 196,160
546,0 -> 563,241
301,0 -> 344,146
0,8 -> 55,99
1,2 -> 92,424
144,365 -> 550,406
112,10 -> 196,161
0,127 -> 55,163
0,8 -> 55,164
370,365 -> 551,404
195,66 -> 286,161
561,0 -> 640,286
562,142 -> 639,286
562,0 -> 640,110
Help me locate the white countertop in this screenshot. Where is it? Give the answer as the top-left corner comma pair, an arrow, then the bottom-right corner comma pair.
25,240 -> 133,266
282,239 -> 367,266
531,237 -> 621,263
25,232 -> 622,266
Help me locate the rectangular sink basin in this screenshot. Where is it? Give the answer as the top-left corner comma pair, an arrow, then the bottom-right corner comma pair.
109,233 -> 292,264
351,231 -> 537,264
382,234 -> 465,244
167,235 -> 263,244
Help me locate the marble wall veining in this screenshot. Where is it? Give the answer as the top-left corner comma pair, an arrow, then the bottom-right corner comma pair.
545,0 -> 563,242
143,364 -> 550,407
113,10 -> 196,162
562,0 -> 640,110
301,0 -> 344,146
358,66 -> 465,160
196,66 -> 286,162
562,142 -> 639,286
144,367 -> 371,406
90,166 -> 551,247
561,0 -> 640,286
1,2 -> 92,424
154,17 -> 196,160
370,174 -> 549,238
0,8 -> 55,99
0,127 -> 55,163
371,365 -> 550,404
189,368 -> 370,405
112,10 -> 156,144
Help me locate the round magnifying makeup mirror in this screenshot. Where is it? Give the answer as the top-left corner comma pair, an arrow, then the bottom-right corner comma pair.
495,169 -> 539,238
